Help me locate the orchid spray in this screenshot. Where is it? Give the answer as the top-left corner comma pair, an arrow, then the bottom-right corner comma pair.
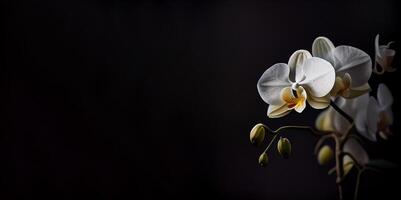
250,35 -> 397,200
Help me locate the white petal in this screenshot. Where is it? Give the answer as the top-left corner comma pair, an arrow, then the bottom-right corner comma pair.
375,34 -> 381,58
307,94 -> 330,109
343,83 -> 371,99
351,93 -> 370,115
343,138 -> 369,166
332,109 -> 351,134
367,97 -> 380,141
377,83 -> 393,109
267,103 -> 291,118
331,98 -> 353,134
312,36 -> 335,65
288,50 -> 312,82
299,57 -> 336,97
333,46 -> 372,87
355,109 -> 369,139
257,63 -> 291,105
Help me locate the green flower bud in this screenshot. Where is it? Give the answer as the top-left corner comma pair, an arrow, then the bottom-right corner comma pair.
317,145 -> 334,165
277,137 -> 292,158
258,152 -> 269,167
250,123 -> 266,146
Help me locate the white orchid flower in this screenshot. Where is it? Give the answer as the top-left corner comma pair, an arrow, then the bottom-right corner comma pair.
312,37 -> 372,99
355,84 -> 394,141
257,50 -> 336,118
343,137 -> 369,176
374,34 -> 396,74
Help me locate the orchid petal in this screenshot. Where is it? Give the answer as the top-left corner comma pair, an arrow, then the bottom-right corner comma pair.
355,109 -> 368,139
307,93 -> 330,109
267,103 -> 291,118
343,83 -> 371,99
343,138 -> 370,166
332,107 -> 352,134
351,93 -> 370,114
333,46 -> 372,87
288,50 -> 312,82
257,63 -> 291,105
299,57 -> 336,97
366,97 -> 380,141
375,34 -> 381,58
312,36 -> 335,65
377,83 -> 393,109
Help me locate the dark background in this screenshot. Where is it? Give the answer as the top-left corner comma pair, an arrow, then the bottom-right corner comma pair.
1,0 -> 401,199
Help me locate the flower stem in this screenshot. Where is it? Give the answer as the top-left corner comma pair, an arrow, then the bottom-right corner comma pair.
263,133 -> 279,153
354,169 -> 364,200
262,125 -> 325,136
334,134 -> 344,200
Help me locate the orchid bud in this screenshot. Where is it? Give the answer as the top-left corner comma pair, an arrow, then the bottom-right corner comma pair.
317,145 -> 334,165
250,123 -> 266,146
277,137 -> 292,158
258,152 -> 269,167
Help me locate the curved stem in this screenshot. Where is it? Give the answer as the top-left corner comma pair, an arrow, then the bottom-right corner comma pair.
334,134 -> 344,200
354,168 -> 364,200
262,125 -> 325,136
314,134 -> 336,154
330,100 -> 353,124
263,133 -> 279,153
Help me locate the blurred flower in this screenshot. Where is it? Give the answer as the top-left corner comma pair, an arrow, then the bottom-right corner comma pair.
317,145 -> 334,165
343,138 -> 369,176
312,37 -> 372,99
355,84 -> 394,141
374,34 -> 396,74
315,96 -> 361,134
257,50 -> 335,118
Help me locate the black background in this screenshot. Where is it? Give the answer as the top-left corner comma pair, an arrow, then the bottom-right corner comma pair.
1,0 -> 401,199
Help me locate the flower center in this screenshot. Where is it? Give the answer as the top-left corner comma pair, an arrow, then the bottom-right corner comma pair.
291,82 -> 299,91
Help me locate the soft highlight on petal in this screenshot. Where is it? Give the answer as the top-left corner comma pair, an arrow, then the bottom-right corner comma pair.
299,57 -> 336,97
267,103 -> 291,118
312,36 -> 335,65
333,46 -> 372,87
343,83 -> 371,99
288,50 -> 312,82
257,63 -> 292,105
377,83 -> 393,109
307,92 -> 330,109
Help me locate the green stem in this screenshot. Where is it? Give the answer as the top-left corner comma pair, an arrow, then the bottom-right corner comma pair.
263,133 -> 279,153
262,125 -> 324,136
354,169 -> 364,200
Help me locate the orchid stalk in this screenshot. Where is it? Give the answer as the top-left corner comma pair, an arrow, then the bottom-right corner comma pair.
249,35 -> 397,200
